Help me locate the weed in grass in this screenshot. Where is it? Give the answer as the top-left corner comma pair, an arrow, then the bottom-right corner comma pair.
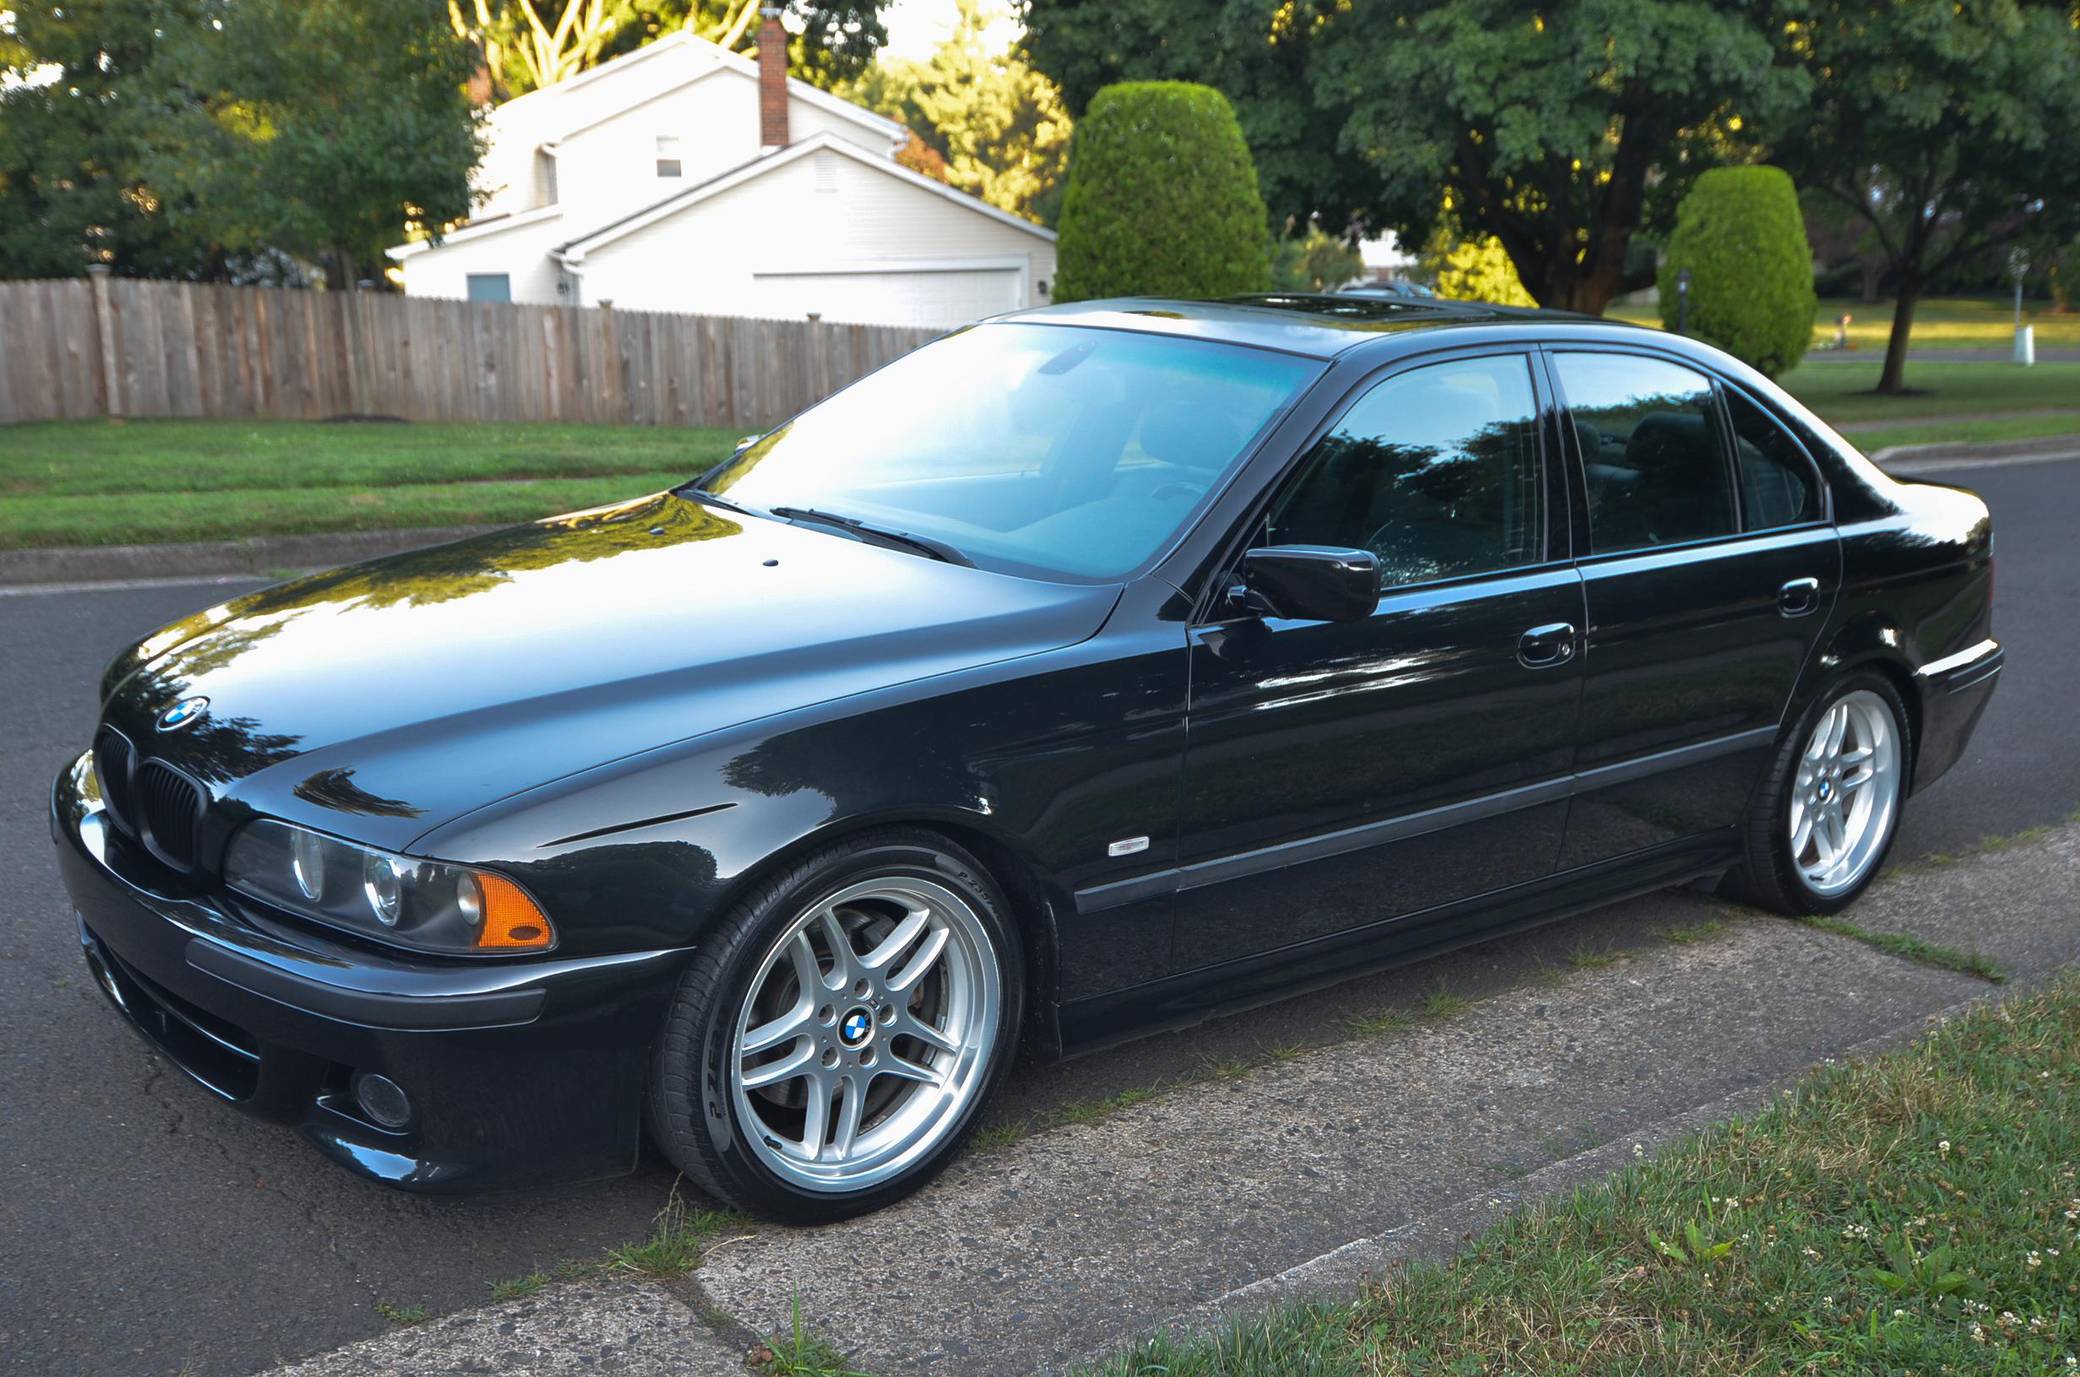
1055,1085 -> 1159,1128
1419,988 -> 1469,1019
373,1301 -> 429,1326
607,1186 -> 741,1277
970,1120 -> 1028,1153
1207,1057 -> 1252,1081
1346,1008 -> 1416,1037
488,1272 -> 549,1302
1801,914 -> 2005,983
1657,917 -> 1726,946
1566,946 -> 1621,971
754,1298 -> 875,1377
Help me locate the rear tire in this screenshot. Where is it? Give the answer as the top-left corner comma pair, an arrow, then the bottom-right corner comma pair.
647,829 -> 1023,1222
1724,672 -> 1911,916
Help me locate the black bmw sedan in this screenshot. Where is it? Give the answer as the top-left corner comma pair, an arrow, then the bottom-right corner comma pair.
52,295 -> 2002,1220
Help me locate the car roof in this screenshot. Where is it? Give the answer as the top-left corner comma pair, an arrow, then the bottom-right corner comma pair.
994,293 -> 1636,360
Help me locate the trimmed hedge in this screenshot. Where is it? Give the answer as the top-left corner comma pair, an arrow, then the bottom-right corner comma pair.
1052,81 -> 1268,303
1658,166 -> 1816,378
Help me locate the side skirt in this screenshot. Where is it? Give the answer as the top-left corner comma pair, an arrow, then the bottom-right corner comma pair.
1051,829 -> 1742,1058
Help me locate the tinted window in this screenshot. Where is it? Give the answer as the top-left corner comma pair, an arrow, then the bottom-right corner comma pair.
1557,353 -> 1736,552
704,324 -> 1319,580
465,273 -> 511,303
1269,355 -> 1544,586
1726,389 -> 1822,529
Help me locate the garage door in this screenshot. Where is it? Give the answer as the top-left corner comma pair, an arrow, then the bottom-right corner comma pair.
751,266 -> 1025,329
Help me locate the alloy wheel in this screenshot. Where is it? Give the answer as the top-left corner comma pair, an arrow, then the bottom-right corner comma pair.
1789,689 -> 1902,897
728,876 -> 1000,1193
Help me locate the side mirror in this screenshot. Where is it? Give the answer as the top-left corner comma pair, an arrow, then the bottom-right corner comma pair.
1237,545 -> 1380,622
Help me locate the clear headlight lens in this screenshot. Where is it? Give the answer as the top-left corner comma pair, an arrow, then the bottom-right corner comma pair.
224,819 -> 554,954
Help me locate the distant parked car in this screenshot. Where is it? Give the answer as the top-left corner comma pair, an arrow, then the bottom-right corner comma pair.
55,294 -> 2001,1221
1340,277 -> 1436,298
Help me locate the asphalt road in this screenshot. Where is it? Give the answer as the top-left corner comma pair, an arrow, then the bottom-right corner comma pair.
2,457 -> 2075,1377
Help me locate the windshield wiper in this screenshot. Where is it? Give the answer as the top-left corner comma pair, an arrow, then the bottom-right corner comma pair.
674,483 -> 757,517
768,506 -> 973,566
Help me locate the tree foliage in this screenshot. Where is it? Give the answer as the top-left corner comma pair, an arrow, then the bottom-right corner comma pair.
1052,81 -> 1268,302
1022,0 -> 1812,315
1657,166 -> 1815,378
1021,0 -> 1373,237
1420,224 -> 1536,307
1,0 -> 481,285
840,0 -> 1069,226
445,0 -> 890,97
1762,0 -> 2080,392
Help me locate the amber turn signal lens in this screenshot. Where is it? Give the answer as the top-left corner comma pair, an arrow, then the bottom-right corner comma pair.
473,873 -> 555,950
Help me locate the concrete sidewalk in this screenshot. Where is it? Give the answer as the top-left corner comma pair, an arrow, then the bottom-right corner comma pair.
261,822 -> 2080,1377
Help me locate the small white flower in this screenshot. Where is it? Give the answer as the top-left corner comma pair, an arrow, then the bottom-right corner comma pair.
2028,1252 -> 2044,1269
1802,1246 -> 1823,1261
1893,1308 -> 1907,1319
1842,1223 -> 1871,1241
1969,1322 -> 1987,1343
1939,1139 -> 1953,1156
1632,1143 -> 1644,1158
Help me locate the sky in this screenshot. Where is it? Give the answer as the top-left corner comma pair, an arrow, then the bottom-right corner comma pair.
879,0 -> 1021,60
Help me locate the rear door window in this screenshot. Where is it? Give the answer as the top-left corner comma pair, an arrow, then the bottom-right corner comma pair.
1555,353 -> 1737,553
1726,388 -> 1824,530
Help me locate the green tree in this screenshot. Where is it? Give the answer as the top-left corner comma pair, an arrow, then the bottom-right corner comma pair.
1023,1 -> 1810,316
0,0 -> 222,278
141,0 -> 483,288
840,0 -> 1069,225
2,0 -> 482,285
1314,1 -> 1808,315
1021,0 -> 1375,236
1657,166 -> 1815,377
1051,80 -> 1268,302
1420,222 -> 1536,307
1763,0 -> 2080,393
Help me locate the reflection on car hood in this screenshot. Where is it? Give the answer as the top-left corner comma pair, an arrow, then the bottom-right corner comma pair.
101,493 -> 1119,850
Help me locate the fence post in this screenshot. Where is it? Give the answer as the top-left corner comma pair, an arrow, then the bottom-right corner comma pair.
86,264 -> 122,417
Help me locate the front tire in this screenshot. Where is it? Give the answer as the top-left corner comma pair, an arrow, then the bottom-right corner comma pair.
1727,672 -> 1911,915
648,830 -> 1023,1222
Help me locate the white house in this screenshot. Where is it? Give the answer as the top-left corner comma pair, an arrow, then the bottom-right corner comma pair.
387,16 -> 1057,328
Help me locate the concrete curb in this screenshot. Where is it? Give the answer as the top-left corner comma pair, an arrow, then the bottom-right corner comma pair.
1870,436 -> 2080,471
0,525 -> 496,587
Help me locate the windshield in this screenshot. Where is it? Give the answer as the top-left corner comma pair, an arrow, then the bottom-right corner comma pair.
699,323 -> 1321,580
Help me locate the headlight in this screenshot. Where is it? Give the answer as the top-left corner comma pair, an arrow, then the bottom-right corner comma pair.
224,819 -> 555,954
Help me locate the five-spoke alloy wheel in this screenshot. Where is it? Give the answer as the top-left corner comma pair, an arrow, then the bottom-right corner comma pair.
649,831 -> 1021,1221
1729,672 -> 1912,915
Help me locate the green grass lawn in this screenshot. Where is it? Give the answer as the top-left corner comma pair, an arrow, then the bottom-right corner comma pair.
1779,360 -> 2080,425
1090,974 -> 2080,1376
0,418 -> 735,548
1611,294 -> 2080,352
1829,413 -> 2080,452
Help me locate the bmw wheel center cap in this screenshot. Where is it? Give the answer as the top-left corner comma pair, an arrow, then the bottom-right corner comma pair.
839,1008 -> 874,1049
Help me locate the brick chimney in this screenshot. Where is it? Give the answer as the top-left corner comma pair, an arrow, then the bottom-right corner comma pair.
757,6 -> 789,151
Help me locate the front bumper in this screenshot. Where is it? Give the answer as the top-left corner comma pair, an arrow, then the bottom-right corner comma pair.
1911,637 -> 2005,793
51,752 -> 686,1192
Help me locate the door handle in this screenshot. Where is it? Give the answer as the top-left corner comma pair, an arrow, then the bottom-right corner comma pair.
1517,622 -> 1577,669
1778,577 -> 1822,618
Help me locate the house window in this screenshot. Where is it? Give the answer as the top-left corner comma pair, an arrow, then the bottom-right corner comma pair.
466,273 -> 512,303
656,135 -> 683,178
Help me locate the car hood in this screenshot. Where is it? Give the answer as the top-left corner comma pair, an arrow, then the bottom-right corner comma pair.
101,493 -> 1119,851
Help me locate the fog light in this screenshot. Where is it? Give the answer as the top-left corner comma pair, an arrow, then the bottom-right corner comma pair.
352,1071 -> 413,1130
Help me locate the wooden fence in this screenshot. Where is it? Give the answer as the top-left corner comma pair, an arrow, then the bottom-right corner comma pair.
0,270 -> 940,428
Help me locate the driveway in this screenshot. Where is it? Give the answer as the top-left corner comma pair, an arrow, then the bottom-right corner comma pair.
2,457 -> 2075,1377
